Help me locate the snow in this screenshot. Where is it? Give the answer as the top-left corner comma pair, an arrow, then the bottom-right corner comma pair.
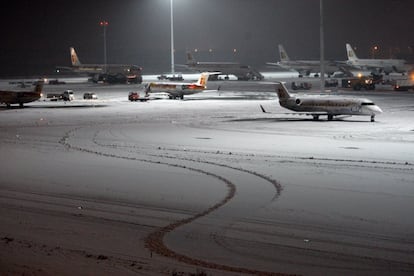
1,79 -> 414,275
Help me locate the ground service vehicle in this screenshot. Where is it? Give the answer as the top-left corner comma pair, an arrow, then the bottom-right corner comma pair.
128,92 -> 140,101
325,79 -> 339,87
393,79 -> 414,91
46,90 -> 74,101
291,81 -> 312,90
128,92 -> 148,102
83,92 -> 98,99
342,76 -> 376,90
48,79 -> 66,85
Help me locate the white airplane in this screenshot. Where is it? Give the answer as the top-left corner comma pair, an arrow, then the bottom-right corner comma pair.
144,72 -> 209,99
185,52 -> 263,80
267,44 -> 342,77
346,43 -> 408,74
267,82 -> 382,122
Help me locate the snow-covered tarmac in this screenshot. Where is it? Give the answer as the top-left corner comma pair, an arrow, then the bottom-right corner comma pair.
1,80 -> 414,275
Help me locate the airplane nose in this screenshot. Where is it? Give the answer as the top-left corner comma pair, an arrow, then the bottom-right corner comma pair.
375,105 -> 383,113
370,105 -> 383,114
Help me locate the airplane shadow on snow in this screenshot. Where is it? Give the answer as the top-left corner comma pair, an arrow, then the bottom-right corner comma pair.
227,116 -> 377,123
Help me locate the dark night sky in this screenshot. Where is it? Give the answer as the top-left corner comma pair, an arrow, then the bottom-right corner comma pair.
1,0 -> 413,76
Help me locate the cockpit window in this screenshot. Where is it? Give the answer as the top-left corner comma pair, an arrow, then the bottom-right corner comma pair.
361,102 -> 375,105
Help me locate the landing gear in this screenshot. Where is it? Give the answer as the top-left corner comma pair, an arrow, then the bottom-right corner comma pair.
172,94 -> 184,100
370,115 -> 375,122
327,114 -> 334,121
312,115 -> 319,121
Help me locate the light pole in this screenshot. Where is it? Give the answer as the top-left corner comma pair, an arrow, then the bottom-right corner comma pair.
99,20 -> 109,74
319,0 -> 325,92
170,0 -> 175,75
372,45 -> 378,59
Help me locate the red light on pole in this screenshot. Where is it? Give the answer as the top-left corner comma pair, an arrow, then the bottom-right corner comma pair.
99,20 -> 109,27
99,20 -> 109,73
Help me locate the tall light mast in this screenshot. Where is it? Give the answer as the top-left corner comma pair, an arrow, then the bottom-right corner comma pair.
170,0 -> 175,75
320,0 -> 325,93
99,20 -> 109,74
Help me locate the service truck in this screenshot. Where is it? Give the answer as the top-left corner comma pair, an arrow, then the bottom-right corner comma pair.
393,76 -> 414,91
46,90 -> 75,101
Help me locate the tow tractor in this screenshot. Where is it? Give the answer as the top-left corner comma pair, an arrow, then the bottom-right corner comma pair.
342,74 -> 382,91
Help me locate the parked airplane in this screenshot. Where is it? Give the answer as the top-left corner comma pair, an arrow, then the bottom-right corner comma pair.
346,43 -> 408,74
56,47 -> 143,84
144,72 -> 210,99
267,44 -> 342,77
185,52 -> 263,81
0,81 -> 43,108
267,82 -> 382,122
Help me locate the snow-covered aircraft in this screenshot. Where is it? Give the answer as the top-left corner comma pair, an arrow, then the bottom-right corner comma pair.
267,82 -> 382,122
56,47 -> 143,84
0,81 -> 43,108
144,72 -> 209,99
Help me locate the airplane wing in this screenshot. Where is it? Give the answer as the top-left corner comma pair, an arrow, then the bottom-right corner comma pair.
144,92 -> 171,100
266,62 -> 298,73
260,105 -> 328,116
55,66 -> 74,72
176,63 -> 223,75
175,64 -> 192,69
266,62 -> 281,66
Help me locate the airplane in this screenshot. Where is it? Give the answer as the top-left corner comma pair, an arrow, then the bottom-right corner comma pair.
267,82 -> 382,122
267,44 -> 345,77
144,72 -> 210,99
56,47 -> 143,84
0,81 -> 43,108
345,43 -> 408,75
185,52 -> 263,81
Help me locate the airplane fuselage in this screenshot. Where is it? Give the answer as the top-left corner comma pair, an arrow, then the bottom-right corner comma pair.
276,60 -> 340,75
275,82 -> 382,121
280,96 -> 382,117
71,64 -> 141,75
147,82 -> 205,97
187,62 -> 263,80
0,91 -> 41,106
0,82 -> 43,108
346,59 -> 407,73
145,72 -> 209,99
57,48 -> 143,84
345,43 -> 408,74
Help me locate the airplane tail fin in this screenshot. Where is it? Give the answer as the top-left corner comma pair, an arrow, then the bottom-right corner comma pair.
196,72 -> 209,87
186,52 -> 196,65
70,47 -> 82,66
278,44 -> 290,62
346,43 -> 358,61
33,80 -> 44,94
275,82 -> 291,100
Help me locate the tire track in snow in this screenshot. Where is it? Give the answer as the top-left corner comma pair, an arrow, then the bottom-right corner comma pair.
60,127 -> 294,276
